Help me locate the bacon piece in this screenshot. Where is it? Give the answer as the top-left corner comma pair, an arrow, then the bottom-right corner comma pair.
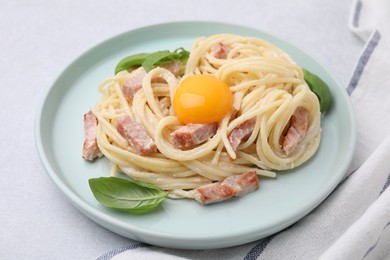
194,184 -> 235,204
161,60 -> 182,76
158,97 -> 171,117
228,117 -> 256,152
121,71 -> 147,98
117,116 -> 157,155
82,111 -> 102,161
194,171 -> 259,204
282,107 -> 309,155
210,43 -> 231,59
122,61 -> 182,98
221,171 -> 259,196
148,61 -> 183,84
170,123 -> 217,148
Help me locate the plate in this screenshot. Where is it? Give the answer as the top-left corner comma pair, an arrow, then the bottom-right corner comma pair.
35,22 -> 356,249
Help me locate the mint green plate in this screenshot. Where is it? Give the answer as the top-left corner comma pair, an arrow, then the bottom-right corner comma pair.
35,22 -> 356,249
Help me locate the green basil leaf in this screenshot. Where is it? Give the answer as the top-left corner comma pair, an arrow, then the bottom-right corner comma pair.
142,48 -> 190,72
114,53 -> 150,75
114,48 -> 190,74
303,68 -> 332,113
88,177 -> 168,213
141,50 -> 173,72
173,47 -> 190,62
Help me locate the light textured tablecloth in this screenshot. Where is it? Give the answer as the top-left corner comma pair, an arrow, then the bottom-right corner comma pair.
2,0 -> 388,259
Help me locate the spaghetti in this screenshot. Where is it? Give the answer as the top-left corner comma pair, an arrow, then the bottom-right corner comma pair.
88,34 -> 321,199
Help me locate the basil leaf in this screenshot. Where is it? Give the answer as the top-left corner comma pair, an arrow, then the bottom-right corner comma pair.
173,47 -> 190,62
141,50 -> 172,72
303,68 -> 332,113
142,48 -> 190,72
89,177 -> 168,213
114,53 -> 150,75
115,48 -> 190,74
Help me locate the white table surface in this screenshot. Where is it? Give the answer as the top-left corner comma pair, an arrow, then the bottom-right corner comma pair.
0,0 -> 363,259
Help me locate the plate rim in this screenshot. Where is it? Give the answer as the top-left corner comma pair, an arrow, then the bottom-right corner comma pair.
35,21 -> 357,249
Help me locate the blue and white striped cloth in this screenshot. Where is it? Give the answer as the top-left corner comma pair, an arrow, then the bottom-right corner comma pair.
98,0 -> 390,259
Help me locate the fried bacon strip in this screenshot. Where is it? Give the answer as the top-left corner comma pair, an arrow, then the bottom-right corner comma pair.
210,43 -> 232,59
171,123 -> 217,148
121,71 -> 146,98
82,111 -> 102,161
117,116 -> 157,155
194,171 -> 259,204
121,61 -> 183,98
282,107 -> 309,155
228,117 -> 256,152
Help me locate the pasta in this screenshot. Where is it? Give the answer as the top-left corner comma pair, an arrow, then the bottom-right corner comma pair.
88,34 -> 321,200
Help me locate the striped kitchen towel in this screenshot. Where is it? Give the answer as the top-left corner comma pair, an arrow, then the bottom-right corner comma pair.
97,0 -> 390,259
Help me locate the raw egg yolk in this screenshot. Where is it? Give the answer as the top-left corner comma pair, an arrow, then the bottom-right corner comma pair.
173,75 -> 233,124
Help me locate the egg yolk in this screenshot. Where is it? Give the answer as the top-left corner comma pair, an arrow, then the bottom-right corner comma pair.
173,74 -> 233,124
